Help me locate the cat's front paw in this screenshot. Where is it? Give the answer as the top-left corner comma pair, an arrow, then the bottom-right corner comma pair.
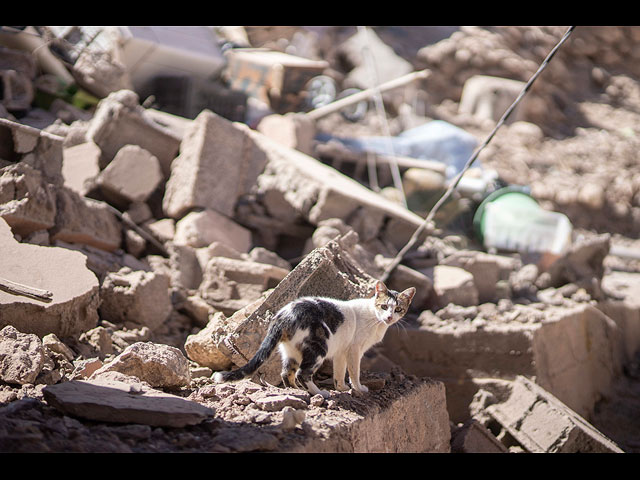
318,389 -> 331,398
335,383 -> 350,392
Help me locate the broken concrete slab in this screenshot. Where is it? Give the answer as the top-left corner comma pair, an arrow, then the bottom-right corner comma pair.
426,264 -> 479,309
96,144 -> 163,208
61,142 -> 101,195
49,189 -> 122,252
162,109 -> 268,219
86,90 -> 181,176
383,302 -> 626,423
0,217 -> 99,339
173,208 -> 252,252
285,377 -> 450,453
440,250 -> 520,303
199,256 -> 290,316
90,342 -> 191,389
99,267 -> 172,331
0,325 -> 45,385
42,374 -> 214,427
216,234 -> 377,385
0,162 -> 57,237
475,376 -> 623,453
184,312 -> 234,371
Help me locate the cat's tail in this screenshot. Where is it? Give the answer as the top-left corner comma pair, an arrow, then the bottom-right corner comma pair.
213,320 -> 283,383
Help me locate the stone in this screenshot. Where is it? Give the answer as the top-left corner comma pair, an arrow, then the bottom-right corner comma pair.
50,188 -> 122,252
256,113 -> 315,156
96,144 -> 163,207
199,256 -> 290,316
86,90 -> 181,176
91,342 -> 191,389
0,162 -> 57,238
61,142 -> 101,195
478,376 -> 623,453
163,109 -> 268,219
441,250 -> 520,303
173,209 -> 252,252
0,217 -> 100,339
427,265 -> 479,308
70,358 -> 103,380
0,325 -> 45,385
166,243 -> 202,291
42,334 -> 75,362
184,312 -> 234,371
42,375 -> 213,427
253,394 -> 308,412
99,267 -> 172,331
144,218 -> 175,243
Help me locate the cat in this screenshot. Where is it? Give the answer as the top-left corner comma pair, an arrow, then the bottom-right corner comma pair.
213,280 -> 416,398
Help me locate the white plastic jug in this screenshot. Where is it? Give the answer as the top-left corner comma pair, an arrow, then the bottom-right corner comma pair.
473,187 -> 573,255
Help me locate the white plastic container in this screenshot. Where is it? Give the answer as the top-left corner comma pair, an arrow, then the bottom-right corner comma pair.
473,188 -> 573,255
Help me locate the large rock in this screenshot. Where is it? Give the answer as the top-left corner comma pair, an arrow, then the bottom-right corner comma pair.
43,374 -> 213,427
0,325 -> 45,385
163,109 -> 268,219
0,162 -> 57,237
91,342 -> 191,389
96,144 -> 163,208
50,187 -> 122,252
86,90 -> 181,176
173,208 -> 252,251
99,268 -> 172,331
61,142 -> 101,195
184,312 -> 234,370
427,264 -> 479,308
0,217 -> 100,338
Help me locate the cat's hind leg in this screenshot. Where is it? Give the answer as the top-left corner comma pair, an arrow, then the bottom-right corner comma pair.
296,351 -> 330,398
280,356 -> 299,389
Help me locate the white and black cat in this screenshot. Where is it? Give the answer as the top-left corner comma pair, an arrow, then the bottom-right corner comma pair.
213,281 -> 416,397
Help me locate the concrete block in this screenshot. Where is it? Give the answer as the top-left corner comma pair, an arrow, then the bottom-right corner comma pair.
383,302 -> 626,422
163,109 -> 268,219
86,90 -> 181,176
0,217 -> 100,339
426,265 -> 479,308
0,162 -> 57,237
256,113 -> 315,156
0,325 -> 45,385
480,376 -> 623,453
99,267 -> 172,331
50,188 -> 122,252
441,250 -> 520,303
184,312 -> 234,370
96,144 -> 163,208
61,142 -> 101,195
173,209 -> 252,252
199,256 -> 290,316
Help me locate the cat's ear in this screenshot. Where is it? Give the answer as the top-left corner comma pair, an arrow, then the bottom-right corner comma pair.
399,287 -> 416,303
374,281 -> 388,296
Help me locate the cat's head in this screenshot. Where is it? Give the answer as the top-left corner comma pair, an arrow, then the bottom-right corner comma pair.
372,281 -> 416,325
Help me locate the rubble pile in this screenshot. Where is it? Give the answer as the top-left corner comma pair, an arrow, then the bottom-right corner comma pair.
1,25 -> 640,453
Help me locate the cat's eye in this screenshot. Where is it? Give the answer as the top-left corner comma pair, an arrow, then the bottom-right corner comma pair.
381,305 -> 388,310
395,307 -> 403,313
